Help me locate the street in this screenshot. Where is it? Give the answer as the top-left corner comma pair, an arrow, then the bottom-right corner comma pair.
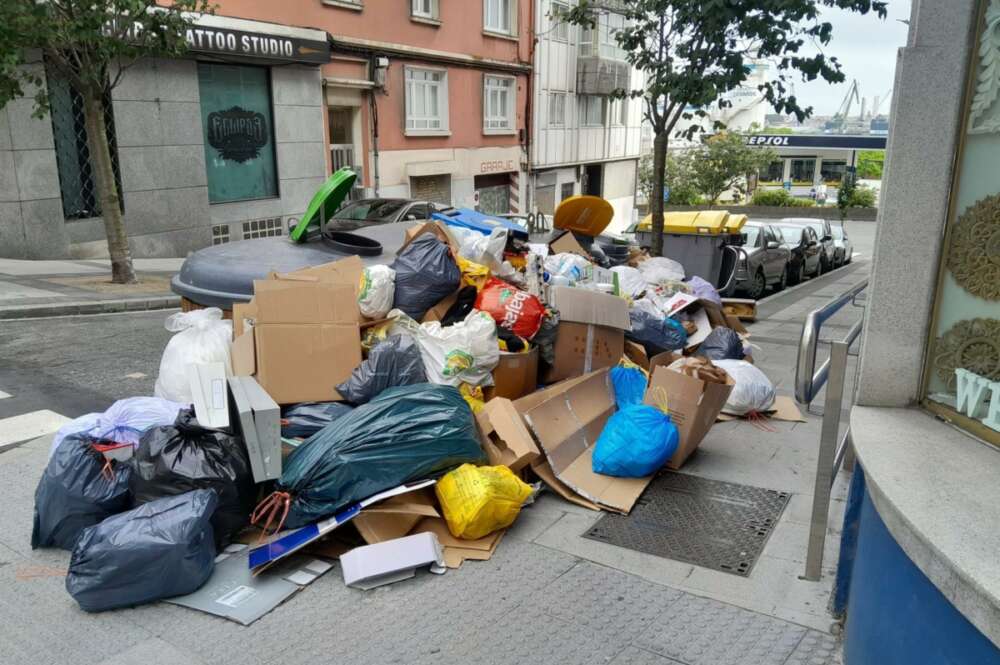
0,224 -> 875,665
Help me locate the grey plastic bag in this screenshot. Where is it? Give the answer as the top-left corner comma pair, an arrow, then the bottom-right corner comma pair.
336,335 -> 427,405
66,490 -> 217,612
391,234 -> 461,320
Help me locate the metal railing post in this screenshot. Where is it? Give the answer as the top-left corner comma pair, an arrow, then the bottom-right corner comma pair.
803,340 -> 850,581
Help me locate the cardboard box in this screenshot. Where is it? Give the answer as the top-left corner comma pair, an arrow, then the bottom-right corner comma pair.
659,292 -> 735,351
549,230 -> 590,258
340,532 -> 446,590
645,364 -> 734,469
516,369 -> 652,513
542,286 -> 631,383
228,376 -> 281,483
398,221 -> 459,255
231,257 -> 363,405
475,397 -> 541,472
484,348 -> 538,400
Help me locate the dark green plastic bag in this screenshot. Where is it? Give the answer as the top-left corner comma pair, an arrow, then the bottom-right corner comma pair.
267,383 -> 486,529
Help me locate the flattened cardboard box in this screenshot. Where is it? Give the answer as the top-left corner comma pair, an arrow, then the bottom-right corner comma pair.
517,368 -> 651,513
231,257 -> 363,405
716,396 -> 805,423
645,364 -> 734,469
542,287 -> 631,384
475,397 -> 541,472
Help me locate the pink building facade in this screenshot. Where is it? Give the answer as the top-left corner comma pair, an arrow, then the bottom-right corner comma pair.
217,0 -> 533,214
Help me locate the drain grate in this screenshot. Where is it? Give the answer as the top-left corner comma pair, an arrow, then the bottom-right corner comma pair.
583,472 -> 790,576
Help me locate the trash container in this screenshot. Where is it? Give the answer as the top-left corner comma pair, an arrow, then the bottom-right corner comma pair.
635,211 -> 746,289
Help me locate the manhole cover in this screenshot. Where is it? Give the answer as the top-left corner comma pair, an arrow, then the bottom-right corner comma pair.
582,472 -> 790,577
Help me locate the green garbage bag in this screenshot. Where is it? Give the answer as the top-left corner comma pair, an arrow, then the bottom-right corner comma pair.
253,383 -> 486,531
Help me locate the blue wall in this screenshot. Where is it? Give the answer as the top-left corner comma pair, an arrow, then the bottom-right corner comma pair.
843,480 -> 1000,664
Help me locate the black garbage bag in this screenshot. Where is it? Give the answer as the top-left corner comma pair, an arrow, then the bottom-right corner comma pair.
131,409 -> 255,547
391,234 -> 461,320
532,308 -> 560,365
336,335 -> 427,405
695,326 -> 745,361
439,285 -> 478,327
31,434 -> 132,550
626,308 -> 688,355
281,402 -> 355,439
256,383 -> 486,531
66,490 -> 217,612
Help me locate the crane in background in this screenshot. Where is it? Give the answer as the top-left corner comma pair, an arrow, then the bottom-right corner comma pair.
828,79 -> 861,133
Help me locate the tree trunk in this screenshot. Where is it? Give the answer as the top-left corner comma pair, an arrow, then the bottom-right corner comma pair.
82,86 -> 135,284
650,130 -> 668,256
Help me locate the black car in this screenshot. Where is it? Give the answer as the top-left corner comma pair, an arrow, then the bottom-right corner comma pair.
780,217 -> 836,273
325,198 -> 442,232
775,224 -> 822,284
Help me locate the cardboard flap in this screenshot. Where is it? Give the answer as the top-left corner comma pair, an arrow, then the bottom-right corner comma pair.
646,365 -> 734,469
398,221 -> 460,255
232,302 -> 258,338
531,460 -> 601,511
547,286 -> 631,330
476,398 -> 541,472
231,332 -> 256,377
549,230 -> 589,257
277,255 -> 364,289
251,280 -> 359,324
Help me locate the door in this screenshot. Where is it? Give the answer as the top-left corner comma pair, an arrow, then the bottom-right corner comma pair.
583,163 -> 603,196
474,173 -> 512,215
764,226 -> 784,279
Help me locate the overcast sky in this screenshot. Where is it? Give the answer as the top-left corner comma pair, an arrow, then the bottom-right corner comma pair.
789,0 -> 912,116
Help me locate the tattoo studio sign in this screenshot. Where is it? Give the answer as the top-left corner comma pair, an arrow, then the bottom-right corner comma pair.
207,107 -> 269,163
186,25 -> 330,64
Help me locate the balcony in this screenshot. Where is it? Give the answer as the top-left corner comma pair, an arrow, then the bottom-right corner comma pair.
576,55 -> 630,96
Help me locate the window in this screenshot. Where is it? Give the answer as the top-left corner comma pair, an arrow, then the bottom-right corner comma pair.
560,181 -> 575,202
759,160 -> 784,183
820,160 -> 847,183
483,75 -> 515,133
548,92 -> 566,127
484,0 -> 515,35
614,98 -> 628,125
580,10 -> 626,60
198,63 -> 278,204
551,1 -> 570,41
579,95 -> 606,126
46,66 -> 123,220
323,0 -> 363,9
789,158 -> 815,184
405,67 -> 449,134
411,0 -> 439,20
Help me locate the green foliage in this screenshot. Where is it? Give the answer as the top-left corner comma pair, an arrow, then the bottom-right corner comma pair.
856,150 -> 884,179
639,151 -> 701,205
690,132 -> 777,204
561,0 -> 887,254
763,126 -> 794,134
0,0 -> 214,110
848,185 -> 876,208
750,189 -> 814,207
837,176 -> 857,221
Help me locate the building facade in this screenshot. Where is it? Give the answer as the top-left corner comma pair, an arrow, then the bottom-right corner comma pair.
529,0 -> 643,233
0,14 -> 331,259
220,0 -> 532,217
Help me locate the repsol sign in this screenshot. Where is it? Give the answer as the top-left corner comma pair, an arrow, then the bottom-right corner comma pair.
743,134 -> 888,150
746,135 -> 790,146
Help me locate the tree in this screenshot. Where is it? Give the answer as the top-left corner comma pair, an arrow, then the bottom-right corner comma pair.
687,132 -> 776,204
837,174 -> 857,221
0,1 -> 212,283
856,150 -> 884,179
561,0 -> 887,256
638,150 -> 700,206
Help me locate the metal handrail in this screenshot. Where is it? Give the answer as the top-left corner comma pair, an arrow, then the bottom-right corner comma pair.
794,278 -> 869,404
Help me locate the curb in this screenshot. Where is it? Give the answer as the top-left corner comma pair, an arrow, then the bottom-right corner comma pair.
0,295 -> 180,320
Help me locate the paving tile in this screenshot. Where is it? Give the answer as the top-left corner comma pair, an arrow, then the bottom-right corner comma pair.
784,630 -> 842,665
95,638 -> 206,665
609,646 -> 685,664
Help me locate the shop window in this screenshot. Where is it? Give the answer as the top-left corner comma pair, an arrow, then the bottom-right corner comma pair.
551,1 -> 570,42
820,160 -> 847,183
198,63 -> 278,204
411,0 -> 439,20
789,158 -> 815,184
405,66 -> 449,134
548,92 -> 566,127
759,160 -> 784,183
46,66 -> 123,221
579,95 -> 606,126
921,1 -> 1000,445
484,0 -> 515,35
483,75 -> 515,134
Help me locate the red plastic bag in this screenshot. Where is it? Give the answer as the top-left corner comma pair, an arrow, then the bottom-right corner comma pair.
475,277 -> 545,339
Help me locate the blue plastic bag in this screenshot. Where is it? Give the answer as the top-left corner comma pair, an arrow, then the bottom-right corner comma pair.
626,308 -> 688,354
592,405 -> 679,478
610,365 -> 647,407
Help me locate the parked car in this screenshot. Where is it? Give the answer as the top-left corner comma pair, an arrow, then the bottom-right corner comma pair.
325,199 -> 443,232
831,224 -> 853,266
733,221 -> 792,299
780,217 -> 836,273
775,223 -> 822,284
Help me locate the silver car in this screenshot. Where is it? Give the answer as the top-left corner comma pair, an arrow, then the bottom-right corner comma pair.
733,222 -> 793,299
831,224 -> 853,266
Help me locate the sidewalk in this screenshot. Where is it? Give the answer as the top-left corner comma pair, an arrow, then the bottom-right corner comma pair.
0,258 -> 183,319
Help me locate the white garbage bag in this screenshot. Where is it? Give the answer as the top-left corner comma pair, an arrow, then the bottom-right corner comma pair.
49,397 -> 187,460
713,359 -> 776,415
450,226 -> 507,271
611,266 -> 646,298
638,256 -> 685,285
357,265 -> 396,319
388,308 -> 499,387
153,308 -> 232,403
544,252 -> 593,283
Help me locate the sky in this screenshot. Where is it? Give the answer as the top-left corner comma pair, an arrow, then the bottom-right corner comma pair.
791,0 -> 912,116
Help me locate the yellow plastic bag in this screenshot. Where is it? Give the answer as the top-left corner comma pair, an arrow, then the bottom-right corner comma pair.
456,256 -> 490,290
459,383 -> 485,414
436,464 -> 533,539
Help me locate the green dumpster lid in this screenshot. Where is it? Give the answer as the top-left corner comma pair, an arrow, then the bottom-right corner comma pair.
289,167 -> 358,242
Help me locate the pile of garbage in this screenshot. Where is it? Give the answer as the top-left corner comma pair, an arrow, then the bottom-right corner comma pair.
32,198 -> 796,624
